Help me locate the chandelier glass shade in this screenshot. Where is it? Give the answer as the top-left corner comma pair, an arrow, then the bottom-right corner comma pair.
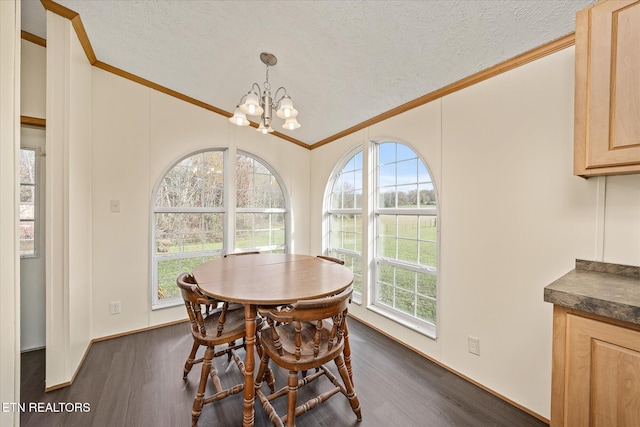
229,53 -> 301,134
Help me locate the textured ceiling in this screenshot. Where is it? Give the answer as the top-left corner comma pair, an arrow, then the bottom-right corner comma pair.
21,0 -> 595,146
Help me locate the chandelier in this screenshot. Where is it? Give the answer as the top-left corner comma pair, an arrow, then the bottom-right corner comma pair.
229,52 -> 301,134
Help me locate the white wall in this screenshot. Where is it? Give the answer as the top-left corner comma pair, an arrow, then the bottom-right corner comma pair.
602,174 -> 640,265
308,46 -> 629,419
90,67 -> 311,338
0,1 -> 21,425
45,11 -> 93,388
21,39 -> 46,119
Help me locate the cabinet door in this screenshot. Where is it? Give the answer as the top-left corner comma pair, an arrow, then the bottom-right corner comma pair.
575,0 -> 640,176
566,314 -> 640,426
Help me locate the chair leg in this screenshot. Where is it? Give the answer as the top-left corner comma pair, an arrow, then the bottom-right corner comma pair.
286,370 -> 298,427
255,328 -> 276,392
254,351 -> 271,390
343,320 -> 354,386
335,354 -> 362,422
192,346 -> 214,426
184,341 -> 200,378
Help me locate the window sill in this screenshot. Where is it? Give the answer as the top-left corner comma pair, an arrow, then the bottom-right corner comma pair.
366,304 -> 437,340
152,298 -> 183,311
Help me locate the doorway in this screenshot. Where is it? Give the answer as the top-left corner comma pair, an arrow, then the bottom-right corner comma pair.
20,126 -> 46,352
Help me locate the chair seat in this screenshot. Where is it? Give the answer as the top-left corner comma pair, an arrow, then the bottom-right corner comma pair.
261,321 -> 344,369
191,305 -> 247,345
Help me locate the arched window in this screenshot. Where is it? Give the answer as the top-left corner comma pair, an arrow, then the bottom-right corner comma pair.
325,148 -> 363,302
324,141 -> 438,336
152,149 -> 288,308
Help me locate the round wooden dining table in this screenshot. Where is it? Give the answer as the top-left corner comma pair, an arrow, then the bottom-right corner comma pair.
192,253 -> 354,427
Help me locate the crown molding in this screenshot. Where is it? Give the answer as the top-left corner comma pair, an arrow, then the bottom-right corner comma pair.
21,116 -> 46,128
21,31 -> 46,47
41,0 -> 96,64
309,32 -> 575,150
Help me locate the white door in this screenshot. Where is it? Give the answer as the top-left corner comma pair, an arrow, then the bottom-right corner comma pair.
20,126 -> 46,351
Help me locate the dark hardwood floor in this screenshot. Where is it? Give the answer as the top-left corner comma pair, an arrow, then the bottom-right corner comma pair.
21,318 -> 548,426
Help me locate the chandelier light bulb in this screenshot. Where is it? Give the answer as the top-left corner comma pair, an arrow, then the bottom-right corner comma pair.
276,96 -> 298,119
282,117 -> 301,130
229,106 -> 249,126
240,91 -> 263,116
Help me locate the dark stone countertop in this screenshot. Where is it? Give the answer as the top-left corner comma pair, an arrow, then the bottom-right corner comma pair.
544,259 -> 640,325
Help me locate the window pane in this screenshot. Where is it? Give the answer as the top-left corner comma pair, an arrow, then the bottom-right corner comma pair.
20,149 -> 36,184
235,213 -> 285,250
20,221 -> 35,256
396,288 -> 415,316
156,151 -> 224,208
155,213 -> 222,254
157,255 -> 219,300
396,159 -> 417,186
397,238 -> 418,264
379,163 -> 396,188
397,184 -> 418,208
378,142 -> 396,165
236,154 -> 285,209
330,151 -> 363,211
417,296 -> 436,323
20,186 -> 35,220
396,144 -> 416,162
417,273 -> 436,298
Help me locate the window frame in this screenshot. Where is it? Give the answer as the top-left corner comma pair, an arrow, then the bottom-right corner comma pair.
371,140 -> 438,338
19,147 -> 39,258
323,140 -> 439,338
323,146 -> 364,304
150,148 -> 289,310
235,150 -> 289,254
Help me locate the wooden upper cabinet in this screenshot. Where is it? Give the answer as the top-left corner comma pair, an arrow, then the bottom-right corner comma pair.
574,0 -> 640,177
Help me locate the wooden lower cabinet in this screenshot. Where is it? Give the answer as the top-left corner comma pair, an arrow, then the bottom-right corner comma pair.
551,306 -> 640,426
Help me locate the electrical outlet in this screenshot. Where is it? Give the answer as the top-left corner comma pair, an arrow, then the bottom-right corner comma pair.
110,301 -> 121,315
468,336 -> 480,355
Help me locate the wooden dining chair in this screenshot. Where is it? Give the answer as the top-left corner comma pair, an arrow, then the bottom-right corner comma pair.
315,254 -> 355,385
254,288 -> 362,427
177,272 -> 250,426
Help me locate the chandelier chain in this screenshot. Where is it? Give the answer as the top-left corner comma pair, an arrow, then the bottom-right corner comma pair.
264,65 -> 271,91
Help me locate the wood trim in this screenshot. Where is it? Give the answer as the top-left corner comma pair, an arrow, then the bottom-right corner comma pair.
41,0 -> 97,64
45,381 -> 71,392
44,318 -> 189,391
349,314 -> 550,425
310,32 -> 576,150
550,305 -> 568,427
91,318 -> 189,343
21,30 -> 46,47
21,116 -> 46,128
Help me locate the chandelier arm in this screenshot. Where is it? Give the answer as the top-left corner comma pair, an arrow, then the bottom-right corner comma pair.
250,82 -> 262,95
273,87 -> 289,106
